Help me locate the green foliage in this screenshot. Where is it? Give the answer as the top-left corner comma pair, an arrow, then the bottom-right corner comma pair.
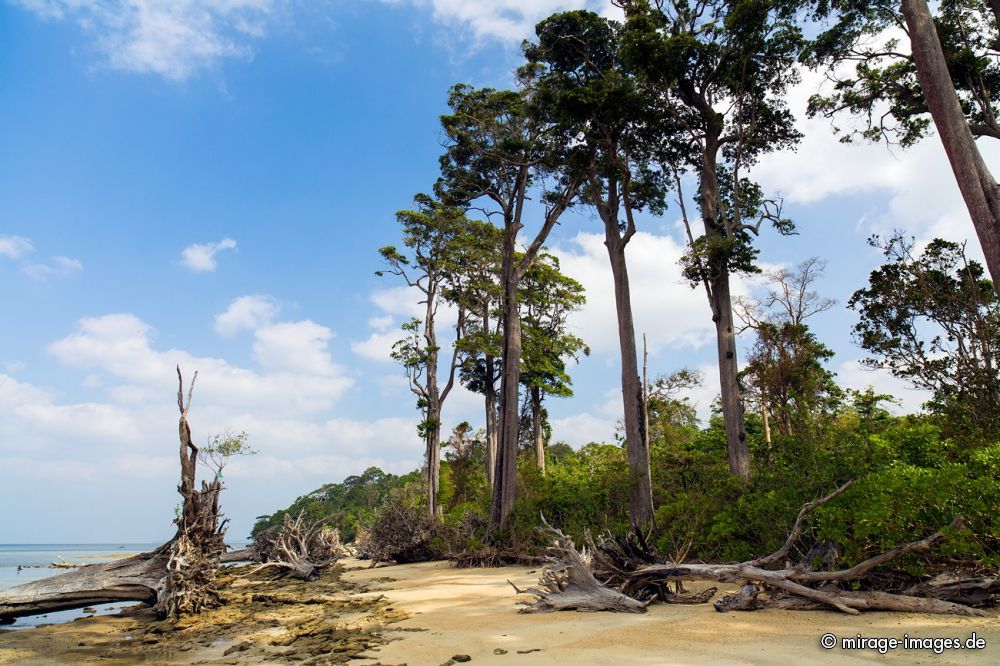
805,0 -> 1000,146
250,466 -> 421,541
199,430 -> 256,480
849,235 -> 1000,443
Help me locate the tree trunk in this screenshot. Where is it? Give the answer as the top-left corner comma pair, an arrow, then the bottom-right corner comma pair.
485,355 -> 498,488
490,227 -> 522,533
0,367 -> 225,622
710,269 -> 750,477
700,135 -> 751,479
425,412 -> 442,518
531,385 -> 545,475
423,286 -> 442,517
902,0 -> 1000,292
605,236 -> 654,527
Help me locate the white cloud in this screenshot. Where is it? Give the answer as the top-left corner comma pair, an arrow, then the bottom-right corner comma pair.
368,314 -> 394,331
754,67 -> 999,257
214,294 -> 280,336
13,0 -> 275,82
351,329 -> 401,362
252,320 -> 341,375
836,359 -> 930,415
49,313 -> 354,416
550,411 -> 617,448
0,235 -> 34,258
180,237 -> 237,272
383,0 -> 616,42
23,255 -> 83,280
552,231 -> 739,357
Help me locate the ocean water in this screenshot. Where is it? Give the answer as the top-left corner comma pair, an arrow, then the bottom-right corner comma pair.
0,543 -> 160,630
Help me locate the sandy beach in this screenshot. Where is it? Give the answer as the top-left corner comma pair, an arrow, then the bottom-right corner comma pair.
1,558 -> 997,665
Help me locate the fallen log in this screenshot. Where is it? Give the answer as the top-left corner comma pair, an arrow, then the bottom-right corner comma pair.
0,367 -> 227,623
220,547 -> 257,564
523,483 -> 991,617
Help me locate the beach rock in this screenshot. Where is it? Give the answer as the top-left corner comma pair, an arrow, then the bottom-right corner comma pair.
452,655 -> 471,662
493,648 -> 507,655
223,640 -> 252,656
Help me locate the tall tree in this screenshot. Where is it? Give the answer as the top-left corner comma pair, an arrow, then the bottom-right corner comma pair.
849,234 -> 1000,442
449,221 -> 504,487
806,0 -> 1000,290
524,10 -> 667,523
616,0 -> 801,478
377,194 -> 468,517
735,259 -> 841,438
438,85 -> 582,532
519,253 -> 589,476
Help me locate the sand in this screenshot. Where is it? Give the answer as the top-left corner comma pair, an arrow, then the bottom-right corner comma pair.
346,561 -> 1000,666
1,558 -> 997,665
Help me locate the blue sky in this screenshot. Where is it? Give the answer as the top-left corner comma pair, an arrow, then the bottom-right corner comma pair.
1,0 -> 993,543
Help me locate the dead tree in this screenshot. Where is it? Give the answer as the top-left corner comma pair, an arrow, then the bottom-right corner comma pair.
0,366 -> 227,622
509,521 -> 647,614
518,485 -> 990,617
241,512 -> 344,581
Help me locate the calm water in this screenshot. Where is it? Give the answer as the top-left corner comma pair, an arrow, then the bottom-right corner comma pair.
0,543 -> 160,630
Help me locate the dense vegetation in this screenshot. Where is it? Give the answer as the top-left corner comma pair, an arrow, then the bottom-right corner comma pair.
256,0 -> 1000,578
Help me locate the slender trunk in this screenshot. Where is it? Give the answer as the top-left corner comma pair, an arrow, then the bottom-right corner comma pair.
605,235 -> 654,526
426,412 -> 442,517
710,268 -> 751,477
701,137 -> 751,479
490,227 -> 522,533
762,404 -> 772,447
902,0 -> 1000,291
642,333 -> 650,450
484,358 -> 498,488
531,386 -> 545,475
424,292 -> 442,517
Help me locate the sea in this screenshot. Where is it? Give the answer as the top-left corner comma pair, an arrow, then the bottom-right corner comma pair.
0,543 -> 162,631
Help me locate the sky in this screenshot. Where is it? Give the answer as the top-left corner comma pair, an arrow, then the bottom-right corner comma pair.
1,0 -> 996,543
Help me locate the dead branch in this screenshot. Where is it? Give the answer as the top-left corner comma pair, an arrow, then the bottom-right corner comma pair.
0,366 -> 227,622
511,518 -> 647,614
244,512 -> 344,581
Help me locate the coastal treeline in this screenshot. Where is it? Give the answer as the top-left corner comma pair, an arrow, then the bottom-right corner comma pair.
255,1 -> 1000,594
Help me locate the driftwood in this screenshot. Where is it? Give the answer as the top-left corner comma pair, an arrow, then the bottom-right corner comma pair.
509,522 -> 647,614
0,367 -> 227,622
241,512 -> 344,581
220,547 -> 257,564
520,484 -> 990,617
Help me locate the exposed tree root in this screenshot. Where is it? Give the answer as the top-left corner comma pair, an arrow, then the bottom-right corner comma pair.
510,518 -> 647,614
242,512 -> 344,581
519,483 -> 991,617
0,367 -> 227,622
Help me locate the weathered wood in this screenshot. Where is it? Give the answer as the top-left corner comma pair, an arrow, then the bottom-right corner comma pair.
511,522 -> 647,614
0,548 -> 167,619
578,485 -> 989,617
0,366 -> 226,623
243,512 -> 343,581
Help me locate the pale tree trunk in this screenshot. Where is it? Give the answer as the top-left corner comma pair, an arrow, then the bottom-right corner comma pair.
902,0 -> 1000,291
762,405 -> 772,447
605,235 -> 654,526
710,264 -> 751,477
425,411 -> 442,517
531,385 -> 545,475
423,294 -> 442,517
484,360 -> 498,488
701,138 -> 751,479
491,225 -> 522,532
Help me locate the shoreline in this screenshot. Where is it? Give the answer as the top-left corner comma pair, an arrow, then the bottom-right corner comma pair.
1,558 -> 997,665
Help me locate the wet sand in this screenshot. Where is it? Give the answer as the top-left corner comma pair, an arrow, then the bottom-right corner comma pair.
1,558 -> 997,665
